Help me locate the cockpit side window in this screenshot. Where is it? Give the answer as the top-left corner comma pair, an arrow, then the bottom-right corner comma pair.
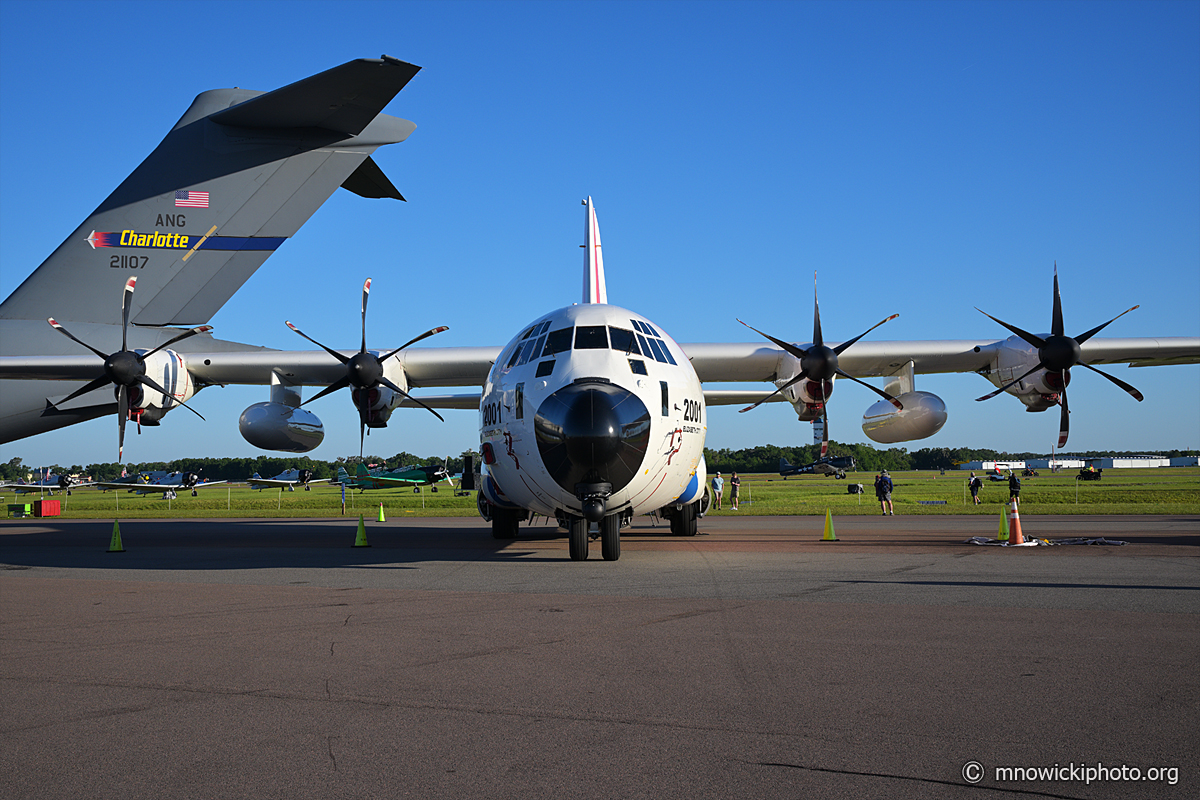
575,325 -> 608,349
505,343 -> 524,368
542,328 -> 573,357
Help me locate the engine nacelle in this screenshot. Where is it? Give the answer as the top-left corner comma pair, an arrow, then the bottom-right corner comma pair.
780,368 -> 835,422
978,335 -> 1071,412
126,349 -> 197,425
862,391 -> 947,443
351,356 -> 409,428
351,386 -> 398,428
239,402 -> 325,452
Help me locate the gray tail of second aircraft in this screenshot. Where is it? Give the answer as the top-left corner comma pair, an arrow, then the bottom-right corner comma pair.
0,56 -> 421,327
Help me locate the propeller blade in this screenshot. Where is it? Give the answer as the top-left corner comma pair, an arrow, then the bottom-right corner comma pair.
975,362 -> 1047,401
1051,264 -> 1065,338
117,385 -> 129,462
137,375 -> 206,420
121,277 -> 136,352
378,377 -> 446,422
379,325 -> 451,362
359,417 -> 367,460
286,321 -> 351,364
832,314 -> 900,356
975,308 -> 1047,349
1057,376 -> 1070,449
1079,362 -> 1144,402
812,276 -> 823,348
835,368 -> 903,409
1073,305 -> 1139,346
819,404 -> 829,459
361,277 -> 371,354
736,319 -> 808,361
300,375 -> 352,406
54,373 -> 113,406
138,325 -> 214,361
738,371 -> 809,413
47,319 -> 108,359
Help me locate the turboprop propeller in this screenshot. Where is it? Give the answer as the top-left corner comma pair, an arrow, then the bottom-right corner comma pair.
285,277 -> 449,456
975,264 -> 1142,448
47,276 -> 210,461
737,276 -> 902,457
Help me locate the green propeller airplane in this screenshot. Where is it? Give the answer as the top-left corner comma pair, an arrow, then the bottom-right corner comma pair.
337,462 -> 454,492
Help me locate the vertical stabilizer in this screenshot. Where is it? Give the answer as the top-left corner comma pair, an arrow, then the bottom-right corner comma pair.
582,197 -> 607,304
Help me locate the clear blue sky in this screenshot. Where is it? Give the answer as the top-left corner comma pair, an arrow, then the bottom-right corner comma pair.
2,0 -> 1197,469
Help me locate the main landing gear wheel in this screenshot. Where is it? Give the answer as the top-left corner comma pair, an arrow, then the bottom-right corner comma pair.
601,514 -> 621,561
670,501 -> 698,537
568,516 -> 589,561
492,508 -> 519,540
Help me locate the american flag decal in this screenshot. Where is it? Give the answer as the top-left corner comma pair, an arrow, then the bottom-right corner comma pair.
175,190 -> 210,208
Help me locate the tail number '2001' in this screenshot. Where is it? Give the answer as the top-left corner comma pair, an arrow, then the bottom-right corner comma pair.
683,398 -> 702,423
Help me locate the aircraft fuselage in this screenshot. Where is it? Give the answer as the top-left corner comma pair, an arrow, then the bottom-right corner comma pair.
480,302 -> 706,529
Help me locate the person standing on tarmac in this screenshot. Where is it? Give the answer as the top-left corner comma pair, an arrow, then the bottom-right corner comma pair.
875,469 -> 894,515
969,472 -> 982,505
711,472 -> 724,511
729,472 -> 741,511
1008,471 -> 1021,503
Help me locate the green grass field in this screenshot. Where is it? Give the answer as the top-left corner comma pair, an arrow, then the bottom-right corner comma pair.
4,468 -> 1198,520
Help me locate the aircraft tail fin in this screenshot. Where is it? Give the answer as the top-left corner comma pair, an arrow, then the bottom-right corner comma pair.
1,57 -> 421,327
356,463 -> 370,477
779,457 -> 793,472
582,197 -> 608,304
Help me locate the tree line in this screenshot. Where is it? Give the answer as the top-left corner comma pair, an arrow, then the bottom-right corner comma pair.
0,451 -> 481,483
703,444 -> 1198,474
3,445 -> 1195,484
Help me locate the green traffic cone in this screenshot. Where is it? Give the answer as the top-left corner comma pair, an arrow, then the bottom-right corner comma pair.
353,514 -> 370,548
821,509 -> 838,541
107,519 -> 125,553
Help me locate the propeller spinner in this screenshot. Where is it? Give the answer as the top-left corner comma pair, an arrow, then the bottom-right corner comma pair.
47,276 -> 210,461
738,275 -> 902,457
285,277 -> 449,456
975,264 -> 1142,448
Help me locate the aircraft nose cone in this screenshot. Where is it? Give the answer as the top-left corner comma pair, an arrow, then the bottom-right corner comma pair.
534,380 -> 651,495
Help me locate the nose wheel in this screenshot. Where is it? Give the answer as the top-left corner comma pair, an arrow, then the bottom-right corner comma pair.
568,516 -> 588,560
567,513 -> 622,561
600,514 -> 620,561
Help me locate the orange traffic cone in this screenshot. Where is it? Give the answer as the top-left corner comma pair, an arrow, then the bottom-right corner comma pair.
1008,498 -> 1024,545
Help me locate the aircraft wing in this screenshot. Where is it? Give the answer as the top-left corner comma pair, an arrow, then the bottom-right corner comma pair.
703,390 -> 789,407
246,477 -> 331,489
355,474 -> 428,488
93,480 -> 154,490
682,338 -> 1200,381
4,338 -> 1194,387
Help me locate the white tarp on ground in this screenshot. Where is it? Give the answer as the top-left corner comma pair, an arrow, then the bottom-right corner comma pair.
963,537 -> 1128,546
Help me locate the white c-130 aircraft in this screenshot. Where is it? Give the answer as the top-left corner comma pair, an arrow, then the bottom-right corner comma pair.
2,57 -> 1198,561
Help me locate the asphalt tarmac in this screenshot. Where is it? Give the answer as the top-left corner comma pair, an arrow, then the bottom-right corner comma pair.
2,514 -> 1197,799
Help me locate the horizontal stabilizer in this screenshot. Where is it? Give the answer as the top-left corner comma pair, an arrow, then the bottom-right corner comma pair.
342,156 -> 404,200
211,56 -> 421,136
